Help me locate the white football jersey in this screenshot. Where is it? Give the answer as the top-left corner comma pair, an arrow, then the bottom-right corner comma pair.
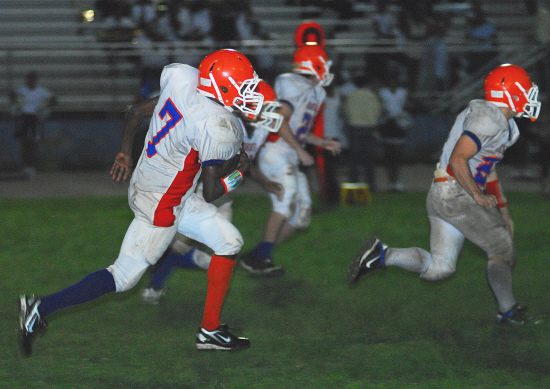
130,64 -> 244,226
438,99 -> 519,188
273,73 -> 326,146
242,122 -> 270,161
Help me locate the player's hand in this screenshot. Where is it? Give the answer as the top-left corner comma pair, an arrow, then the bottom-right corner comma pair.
473,193 -> 498,209
323,139 -> 342,155
237,146 -> 251,175
298,148 -> 315,166
265,181 -> 284,201
111,151 -> 133,182
499,207 -> 514,237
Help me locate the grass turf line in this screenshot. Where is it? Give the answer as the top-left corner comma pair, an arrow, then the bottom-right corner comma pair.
1,192 -> 549,388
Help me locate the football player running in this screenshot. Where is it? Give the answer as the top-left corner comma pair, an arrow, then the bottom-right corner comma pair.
240,44 -> 341,276
140,80 -> 313,303
19,49 -> 263,356
348,64 -> 541,325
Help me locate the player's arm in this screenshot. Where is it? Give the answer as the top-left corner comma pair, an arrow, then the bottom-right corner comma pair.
448,134 -> 498,209
249,157 -> 284,201
303,133 -> 342,155
277,102 -> 315,166
202,146 -> 250,203
486,170 -> 514,236
111,96 -> 159,181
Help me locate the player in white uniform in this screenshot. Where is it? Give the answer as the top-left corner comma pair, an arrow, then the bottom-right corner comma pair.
139,81 -> 311,303
348,64 -> 541,324
240,44 -> 341,276
18,49 -> 265,356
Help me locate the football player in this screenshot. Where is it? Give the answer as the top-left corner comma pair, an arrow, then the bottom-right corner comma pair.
348,64 -> 541,324
140,80 -> 313,303
19,49 -> 263,356
240,44 -> 342,276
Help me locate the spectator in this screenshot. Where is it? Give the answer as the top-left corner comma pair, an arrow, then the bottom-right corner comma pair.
343,75 -> 382,191
235,6 -> 277,83
373,1 -> 403,39
322,79 -> 349,205
417,15 -> 450,91
131,0 -> 156,31
133,29 -> 169,100
96,0 -> 135,29
209,0 -> 240,46
378,72 -> 411,192
465,1 -> 498,73
9,72 -> 57,179
531,109 -> 550,198
534,0 -> 550,93
398,1 -> 435,89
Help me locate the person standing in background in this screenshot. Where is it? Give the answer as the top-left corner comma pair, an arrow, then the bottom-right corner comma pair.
343,75 -> 382,192
378,73 -> 410,192
10,71 -> 57,179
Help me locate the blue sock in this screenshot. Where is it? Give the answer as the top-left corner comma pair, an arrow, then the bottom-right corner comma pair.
149,249 -> 196,289
38,269 -> 116,318
250,242 -> 275,259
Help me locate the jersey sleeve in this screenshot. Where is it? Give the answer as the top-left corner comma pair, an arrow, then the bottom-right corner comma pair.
462,101 -> 506,151
274,75 -> 301,109
195,114 -> 244,165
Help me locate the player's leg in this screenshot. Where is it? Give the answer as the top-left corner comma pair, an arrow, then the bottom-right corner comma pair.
454,203 -> 525,323
142,200 -> 233,303
176,194 -> 249,350
20,217 -> 175,356
241,150 -> 297,275
348,216 -> 464,283
280,170 -> 311,243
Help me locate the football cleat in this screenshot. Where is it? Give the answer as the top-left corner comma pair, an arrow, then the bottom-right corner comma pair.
141,287 -> 165,305
196,325 -> 251,351
240,252 -> 285,277
348,237 -> 387,283
19,294 -> 47,357
498,305 -> 529,325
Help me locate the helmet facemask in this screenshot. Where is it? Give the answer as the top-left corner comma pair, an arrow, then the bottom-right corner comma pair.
205,71 -> 264,120
517,83 -> 541,121
253,100 -> 283,133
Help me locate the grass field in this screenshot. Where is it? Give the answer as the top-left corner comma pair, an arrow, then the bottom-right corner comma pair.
1,191 -> 549,388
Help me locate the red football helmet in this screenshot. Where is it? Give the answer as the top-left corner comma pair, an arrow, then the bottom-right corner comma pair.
252,81 -> 283,133
484,64 -> 541,121
198,49 -> 264,119
293,44 -> 333,87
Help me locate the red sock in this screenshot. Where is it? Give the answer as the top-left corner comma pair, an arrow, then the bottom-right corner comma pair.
201,255 -> 235,331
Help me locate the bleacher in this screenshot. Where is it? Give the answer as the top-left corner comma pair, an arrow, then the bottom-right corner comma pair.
0,0 -> 542,115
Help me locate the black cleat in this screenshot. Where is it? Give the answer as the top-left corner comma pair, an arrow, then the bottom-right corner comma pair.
196,325 -> 251,351
240,252 -> 285,277
19,295 -> 47,357
498,305 -> 529,325
348,237 -> 387,283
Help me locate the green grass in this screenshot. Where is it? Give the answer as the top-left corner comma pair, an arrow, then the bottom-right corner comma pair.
1,192 -> 549,388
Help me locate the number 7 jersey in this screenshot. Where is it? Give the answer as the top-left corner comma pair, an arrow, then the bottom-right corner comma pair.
438,99 -> 519,188
130,64 -> 244,227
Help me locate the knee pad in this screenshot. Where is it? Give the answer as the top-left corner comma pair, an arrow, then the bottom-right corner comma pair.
288,199 -> 311,229
107,253 -> 150,292
192,249 -> 212,270
121,218 -> 176,266
420,260 -> 456,281
287,171 -> 311,229
270,163 -> 299,219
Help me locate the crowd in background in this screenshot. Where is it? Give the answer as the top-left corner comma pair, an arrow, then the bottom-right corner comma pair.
9,0 -> 547,194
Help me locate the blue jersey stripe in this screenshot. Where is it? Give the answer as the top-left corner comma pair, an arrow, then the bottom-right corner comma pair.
202,159 -> 224,167
463,130 -> 482,151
